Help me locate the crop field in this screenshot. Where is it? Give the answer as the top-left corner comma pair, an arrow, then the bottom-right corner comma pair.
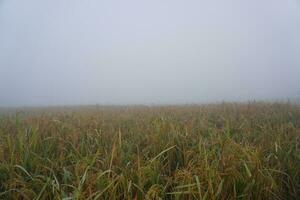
0,102 -> 299,199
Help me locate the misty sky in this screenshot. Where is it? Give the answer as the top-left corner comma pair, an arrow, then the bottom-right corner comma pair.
0,0 -> 300,106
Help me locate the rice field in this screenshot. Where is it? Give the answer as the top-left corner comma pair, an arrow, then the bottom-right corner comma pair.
0,102 -> 299,199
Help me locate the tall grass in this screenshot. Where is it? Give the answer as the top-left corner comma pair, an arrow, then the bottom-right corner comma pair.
0,102 -> 299,199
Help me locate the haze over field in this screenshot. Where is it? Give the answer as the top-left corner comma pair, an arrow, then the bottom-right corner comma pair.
0,0 -> 300,106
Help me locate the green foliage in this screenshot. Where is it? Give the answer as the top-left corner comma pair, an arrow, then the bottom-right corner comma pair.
0,102 -> 299,199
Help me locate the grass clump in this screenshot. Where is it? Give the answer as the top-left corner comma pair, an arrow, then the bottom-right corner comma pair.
0,102 -> 300,199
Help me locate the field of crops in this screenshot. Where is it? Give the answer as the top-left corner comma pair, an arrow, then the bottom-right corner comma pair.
0,102 -> 299,199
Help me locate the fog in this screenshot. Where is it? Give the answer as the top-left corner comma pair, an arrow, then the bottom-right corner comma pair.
0,0 -> 300,106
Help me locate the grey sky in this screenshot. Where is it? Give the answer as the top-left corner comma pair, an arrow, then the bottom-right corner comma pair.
0,0 -> 300,106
